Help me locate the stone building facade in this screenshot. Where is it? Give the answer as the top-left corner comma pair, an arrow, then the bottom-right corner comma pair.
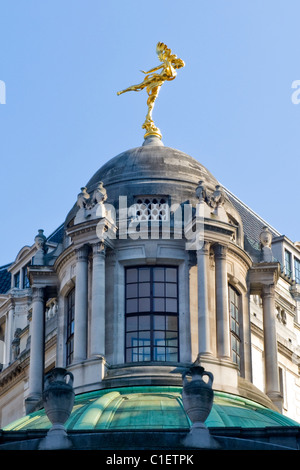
0,134 -> 300,448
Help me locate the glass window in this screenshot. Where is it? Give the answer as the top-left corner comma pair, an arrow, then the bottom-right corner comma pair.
228,285 -> 241,369
294,258 -> 300,284
285,250 -> 292,278
22,262 -> 31,289
14,272 -> 20,288
125,266 -> 179,363
66,289 -> 75,365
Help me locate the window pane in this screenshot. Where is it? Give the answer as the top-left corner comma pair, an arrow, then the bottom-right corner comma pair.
127,268 -> 138,283
154,330 -> 165,346
166,347 -> 178,361
139,282 -> 150,297
153,282 -> 164,297
139,297 -> 150,312
153,315 -> 165,330
166,331 -> 178,347
139,347 -> 151,361
126,332 -> 139,348
166,298 -> 177,312
139,331 -> 151,345
166,268 -> 177,282
127,299 -> 138,313
166,316 -> 177,331
153,268 -> 164,282
126,283 -> 138,298
126,316 -> 138,331
154,298 -> 165,312
139,315 -> 151,330
139,268 -> 150,282
154,347 -> 165,361
166,283 -> 177,297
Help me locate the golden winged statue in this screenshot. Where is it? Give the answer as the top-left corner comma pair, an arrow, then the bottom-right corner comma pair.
117,42 -> 185,139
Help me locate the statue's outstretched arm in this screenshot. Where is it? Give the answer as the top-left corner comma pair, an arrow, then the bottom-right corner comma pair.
141,64 -> 164,74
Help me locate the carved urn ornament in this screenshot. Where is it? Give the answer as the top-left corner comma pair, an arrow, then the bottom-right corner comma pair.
181,363 -> 219,448
39,368 -> 74,450
182,365 -> 214,424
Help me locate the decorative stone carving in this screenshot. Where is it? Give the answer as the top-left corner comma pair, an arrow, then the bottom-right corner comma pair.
77,187 -> 91,209
276,306 -> 287,325
181,361 -> 219,449
75,183 -> 108,223
34,229 -> 47,265
11,328 -> 22,360
92,181 -> 107,205
195,180 -> 207,203
39,368 -> 74,450
260,226 -> 273,262
210,185 -> 225,209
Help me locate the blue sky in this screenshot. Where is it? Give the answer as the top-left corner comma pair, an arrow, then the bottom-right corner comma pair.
0,0 -> 300,265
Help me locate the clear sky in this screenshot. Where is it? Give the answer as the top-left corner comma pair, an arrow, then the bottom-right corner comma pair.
0,0 -> 300,265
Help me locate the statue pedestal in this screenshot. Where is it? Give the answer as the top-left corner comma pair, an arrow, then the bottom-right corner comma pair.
182,422 -> 220,449
39,424 -> 72,450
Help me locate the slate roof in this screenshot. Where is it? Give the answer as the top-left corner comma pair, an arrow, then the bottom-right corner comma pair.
0,264 -> 12,294
47,223 -> 64,244
223,186 -> 281,242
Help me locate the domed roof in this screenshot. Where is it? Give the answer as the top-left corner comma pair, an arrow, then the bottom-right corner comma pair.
87,136 -> 219,194
65,136 -> 221,227
5,386 -> 299,432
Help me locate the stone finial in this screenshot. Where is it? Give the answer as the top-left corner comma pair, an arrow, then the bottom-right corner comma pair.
181,364 -> 219,449
34,229 -> 46,251
33,229 -> 47,265
39,368 -> 74,450
260,226 -> 273,262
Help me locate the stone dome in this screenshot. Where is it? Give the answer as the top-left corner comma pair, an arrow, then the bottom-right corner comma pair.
65,136 -> 221,226
86,136 -> 219,208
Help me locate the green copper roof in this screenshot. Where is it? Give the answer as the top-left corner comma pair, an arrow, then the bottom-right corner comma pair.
4,386 -> 299,431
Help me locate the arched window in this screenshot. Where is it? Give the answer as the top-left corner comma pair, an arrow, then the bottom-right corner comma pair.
125,266 -> 179,363
228,285 -> 241,369
66,289 -> 75,365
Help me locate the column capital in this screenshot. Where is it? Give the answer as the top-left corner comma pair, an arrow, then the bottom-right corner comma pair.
32,287 -> 45,301
214,244 -> 228,259
262,284 -> 275,298
75,245 -> 89,261
197,240 -> 210,256
92,242 -> 106,257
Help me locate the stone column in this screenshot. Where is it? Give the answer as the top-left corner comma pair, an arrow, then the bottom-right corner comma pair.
90,242 -> 106,357
28,287 -> 45,402
4,304 -> 14,367
73,246 -> 88,362
214,244 -> 231,359
197,241 -> 212,355
262,284 -> 282,409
